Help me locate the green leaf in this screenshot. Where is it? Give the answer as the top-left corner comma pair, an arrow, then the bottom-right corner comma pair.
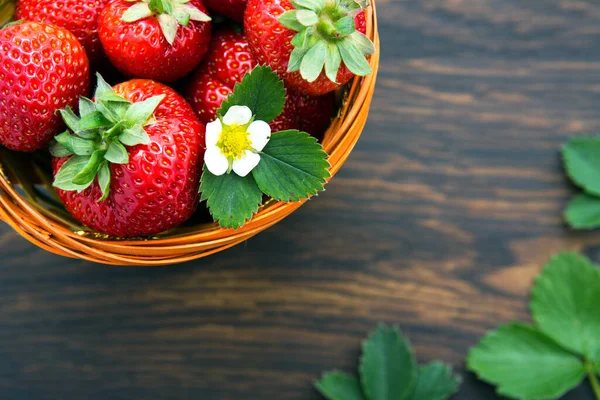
531,252 -> 600,358
176,3 -> 211,22
72,150 -> 106,186
54,131 -> 96,156
300,41 -> 327,82
97,161 -> 111,201
349,31 -> 375,55
408,362 -> 460,400
119,125 -> 151,147
279,10 -> 305,31
315,372 -> 366,400
199,166 -> 263,229
564,193 -> 600,229
125,94 -> 165,126
53,155 -> 95,192
105,141 -> 129,164
219,66 -> 286,124
288,46 -> 310,73
121,2 -> 152,22
158,13 -> 179,45
359,324 -> 417,400
49,140 -> 72,158
334,16 -> 356,36
79,97 -> 96,117
562,136 -> 600,196
325,43 -> 342,83
337,37 -> 372,76
467,323 -> 585,400
59,106 -> 80,132
94,73 -> 128,103
252,130 -> 330,202
290,0 -> 325,12
296,9 -> 319,26
79,111 -> 112,131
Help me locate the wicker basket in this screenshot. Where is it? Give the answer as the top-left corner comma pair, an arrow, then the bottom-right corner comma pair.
0,0 -> 380,266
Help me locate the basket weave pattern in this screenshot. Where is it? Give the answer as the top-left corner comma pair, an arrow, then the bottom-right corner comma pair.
0,0 -> 380,266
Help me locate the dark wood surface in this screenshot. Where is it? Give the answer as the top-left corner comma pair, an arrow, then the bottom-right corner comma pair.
2,0 -> 600,398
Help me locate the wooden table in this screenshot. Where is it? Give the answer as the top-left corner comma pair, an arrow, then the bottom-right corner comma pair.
1,0 -> 599,398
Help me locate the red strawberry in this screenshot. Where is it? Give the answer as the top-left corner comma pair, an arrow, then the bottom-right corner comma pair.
0,21 -> 90,152
98,0 -> 212,82
15,0 -> 109,63
51,75 -> 205,237
203,0 -> 247,22
244,0 -> 374,96
186,27 -> 334,137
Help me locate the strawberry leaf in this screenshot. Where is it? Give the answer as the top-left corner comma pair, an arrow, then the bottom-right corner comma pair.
97,162 -> 111,202
315,372 -> 366,400
562,136 -> 600,196
359,324 -> 417,400
71,150 -> 107,186
564,193 -> 600,229
199,166 -> 263,229
251,130 -> 330,202
53,156 -> 96,192
467,323 -> 585,400
124,94 -> 165,126
407,362 -> 461,400
218,66 -> 286,124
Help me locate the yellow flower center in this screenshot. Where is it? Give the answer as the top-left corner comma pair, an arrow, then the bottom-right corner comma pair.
217,124 -> 252,160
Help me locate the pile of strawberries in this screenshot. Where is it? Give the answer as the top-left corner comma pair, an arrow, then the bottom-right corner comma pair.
0,0 -> 373,237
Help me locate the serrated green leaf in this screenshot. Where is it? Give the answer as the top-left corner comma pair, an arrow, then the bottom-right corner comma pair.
531,252 -> 600,358
279,10 -> 305,31
105,141 -> 129,164
338,37 -> 372,76
53,155 -> 95,192
199,166 -> 263,229
467,323 -> 585,400
79,111 -> 112,131
300,41 -> 327,82
125,94 -> 165,126
97,161 -> 111,201
564,193 -> 600,229
562,136 -> 600,196
408,362 -> 460,400
79,97 -> 96,117
315,372 -> 366,400
72,150 -> 106,186
219,66 -> 286,124
359,324 -> 417,400
251,130 -> 330,202
119,125 -> 151,147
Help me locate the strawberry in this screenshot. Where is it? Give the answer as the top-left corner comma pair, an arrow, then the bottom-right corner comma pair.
186,27 -> 334,137
51,75 -> 205,237
244,0 -> 374,96
203,0 -> 247,22
15,0 -> 109,64
98,0 -> 212,82
0,21 -> 90,152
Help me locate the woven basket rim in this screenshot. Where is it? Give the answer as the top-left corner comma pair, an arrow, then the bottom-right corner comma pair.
0,0 -> 381,266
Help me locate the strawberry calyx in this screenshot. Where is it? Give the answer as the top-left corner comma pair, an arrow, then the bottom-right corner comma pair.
279,0 -> 375,83
121,0 -> 211,45
51,73 -> 164,202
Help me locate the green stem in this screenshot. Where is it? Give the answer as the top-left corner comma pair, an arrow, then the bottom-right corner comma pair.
586,361 -> 600,400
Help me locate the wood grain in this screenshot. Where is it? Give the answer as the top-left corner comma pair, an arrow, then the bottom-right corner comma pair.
2,0 -> 600,398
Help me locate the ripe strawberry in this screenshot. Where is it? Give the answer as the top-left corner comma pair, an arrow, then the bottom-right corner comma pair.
51,75 -> 205,237
186,27 -> 334,137
203,0 -> 247,22
98,0 -> 212,82
0,21 -> 90,152
16,0 -> 109,63
244,0 -> 374,96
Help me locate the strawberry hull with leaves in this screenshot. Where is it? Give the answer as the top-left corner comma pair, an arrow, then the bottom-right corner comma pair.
186,27 -> 335,137
244,0 -> 374,96
0,21 -> 90,152
51,75 -> 205,237
98,0 -> 212,82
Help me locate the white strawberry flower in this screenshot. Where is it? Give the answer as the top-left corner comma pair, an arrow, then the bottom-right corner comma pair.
204,106 -> 271,177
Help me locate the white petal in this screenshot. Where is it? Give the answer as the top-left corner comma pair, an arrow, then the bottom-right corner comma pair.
205,146 -> 229,176
232,152 -> 261,177
247,120 -> 271,151
205,119 -> 222,147
223,106 -> 252,126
